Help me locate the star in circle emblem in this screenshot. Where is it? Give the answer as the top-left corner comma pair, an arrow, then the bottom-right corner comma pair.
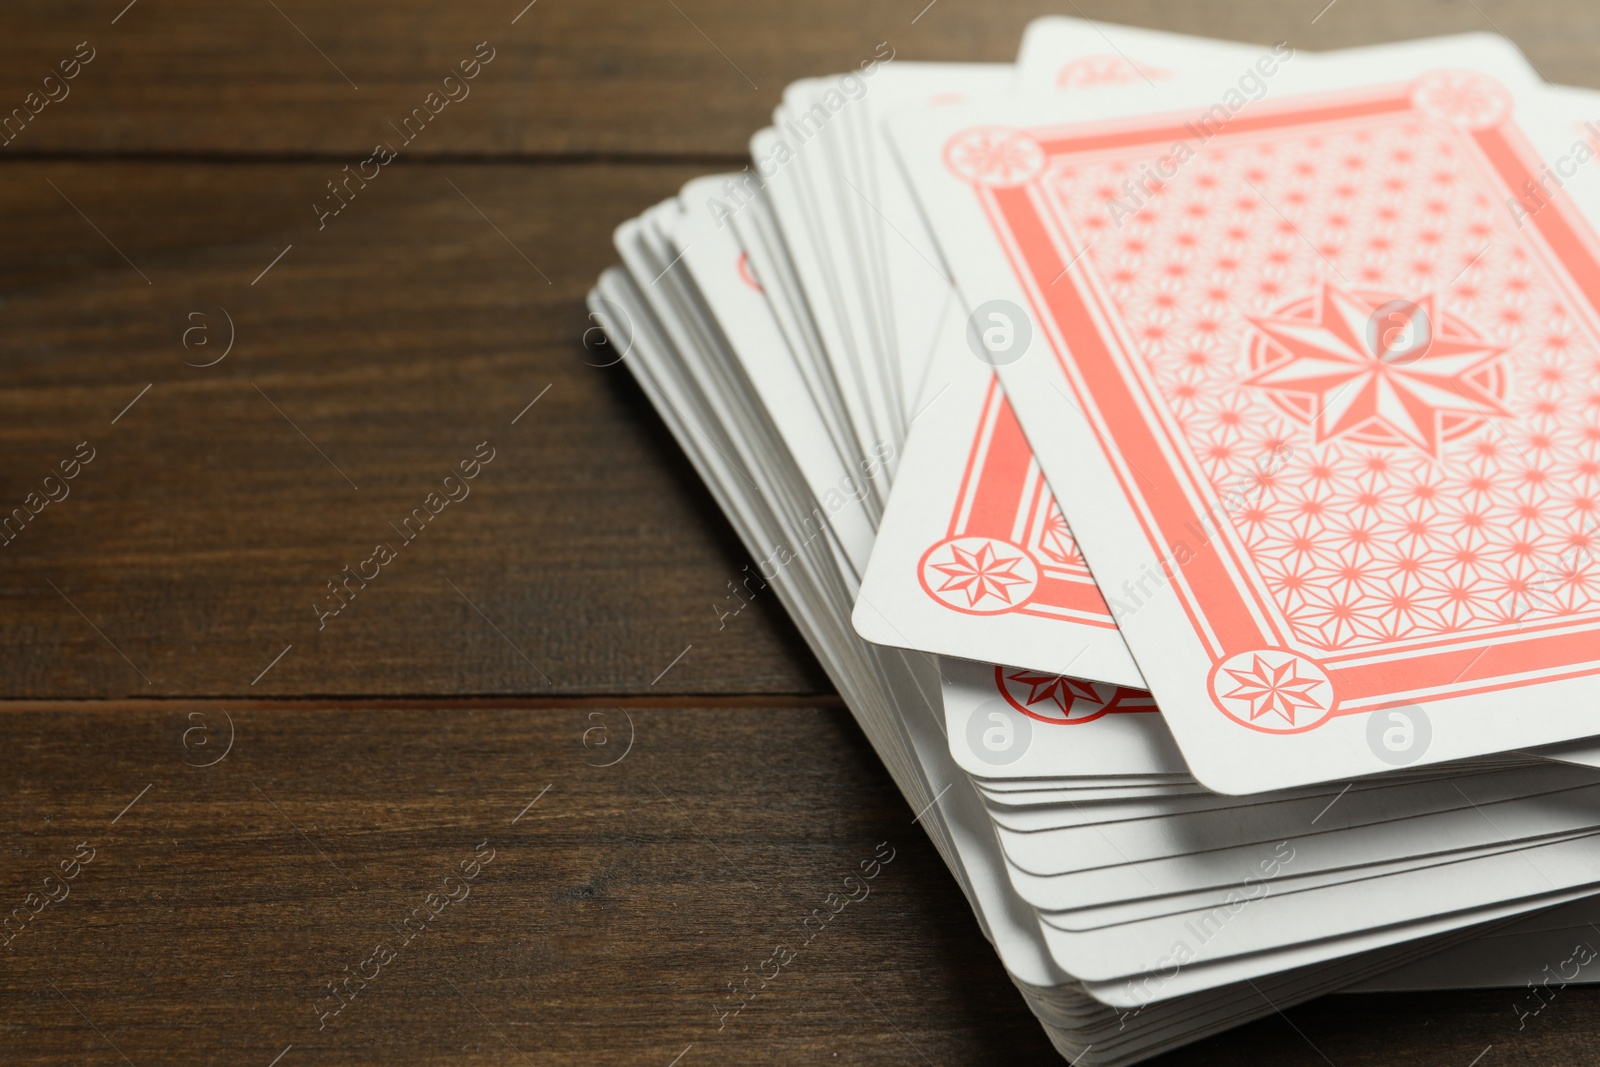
1243,285 -> 1509,458
918,536 -> 1040,615
943,127 -> 1047,187
1209,649 -> 1336,732
995,665 -> 1158,725
1410,70 -> 1513,130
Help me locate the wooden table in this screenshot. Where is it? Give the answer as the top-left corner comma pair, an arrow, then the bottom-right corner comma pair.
2,2 -> 1597,1063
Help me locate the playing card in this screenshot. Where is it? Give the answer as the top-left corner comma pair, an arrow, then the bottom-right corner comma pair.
1059,832 -> 1600,991
938,654 -> 1176,779
893,34 -> 1600,793
853,24 -> 1291,690
1013,16 -> 1277,96
783,63 -> 1013,431
595,20 -> 1600,1061
1351,896 -> 1600,989
855,327 -> 1147,687
673,176 -> 884,577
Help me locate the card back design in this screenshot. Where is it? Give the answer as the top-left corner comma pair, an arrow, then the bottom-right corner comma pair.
995,663 -> 1158,725
918,378 -> 1120,629
1053,55 -> 1173,92
949,72 -> 1600,734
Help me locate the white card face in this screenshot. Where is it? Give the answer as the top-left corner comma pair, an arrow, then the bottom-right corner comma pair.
1053,830 -> 1600,987
939,654 -> 1185,779
767,82 -> 901,460
1072,873 -> 1600,1004
997,761 -> 1600,887
829,62 -> 1014,427
1035,832 -> 1573,933
1353,908 -> 1600,991
674,175 -> 883,580
1013,16 -> 1283,95
752,63 -> 1016,486
893,35 -> 1600,794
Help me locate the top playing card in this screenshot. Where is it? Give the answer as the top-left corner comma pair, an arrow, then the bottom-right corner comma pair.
894,36 -> 1600,792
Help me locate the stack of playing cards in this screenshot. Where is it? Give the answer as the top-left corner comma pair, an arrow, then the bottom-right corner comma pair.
590,18 -> 1600,1062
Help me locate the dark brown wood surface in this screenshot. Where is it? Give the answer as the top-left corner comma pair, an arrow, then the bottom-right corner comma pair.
0,159 -> 829,699
4,1 -> 1600,1064
0,0 -> 1596,157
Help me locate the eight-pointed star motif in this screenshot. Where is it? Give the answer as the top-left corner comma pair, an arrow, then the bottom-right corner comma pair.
1244,285 -> 1509,456
1221,654 -> 1329,726
930,542 -> 1032,607
1003,669 -> 1109,717
943,128 -> 1045,187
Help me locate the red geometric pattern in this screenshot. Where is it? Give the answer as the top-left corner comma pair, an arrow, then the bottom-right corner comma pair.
944,127 -> 1047,187
917,379 -> 1115,626
1035,499 -> 1088,569
1210,649 -> 1335,731
1041,114 -> 1600,653
1054,54 -> 1172,91
995,664 -> 1158,725
1410,70 -> 1513,130
923,537 -> 1038,611
1244,286 -> 1510,457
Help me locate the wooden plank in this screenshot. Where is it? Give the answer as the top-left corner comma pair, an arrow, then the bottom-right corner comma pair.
1,699 -> 1582,1067
6,2 -> 1600,1062
0,701 -> 1062,1065
0,0 -> 1595,158
0,159 -> 828,698
1,698 -> 1590,1066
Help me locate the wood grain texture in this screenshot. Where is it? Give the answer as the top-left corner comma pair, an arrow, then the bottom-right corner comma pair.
0,702 -> 1058,1066
0,0 -> 1596,157
5,0 -> 1600,1064
2,701 -> 1591,1067
0,160 -> 828,699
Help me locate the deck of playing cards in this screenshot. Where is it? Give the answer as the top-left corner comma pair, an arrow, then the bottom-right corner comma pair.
591,18 -> 1600,1062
